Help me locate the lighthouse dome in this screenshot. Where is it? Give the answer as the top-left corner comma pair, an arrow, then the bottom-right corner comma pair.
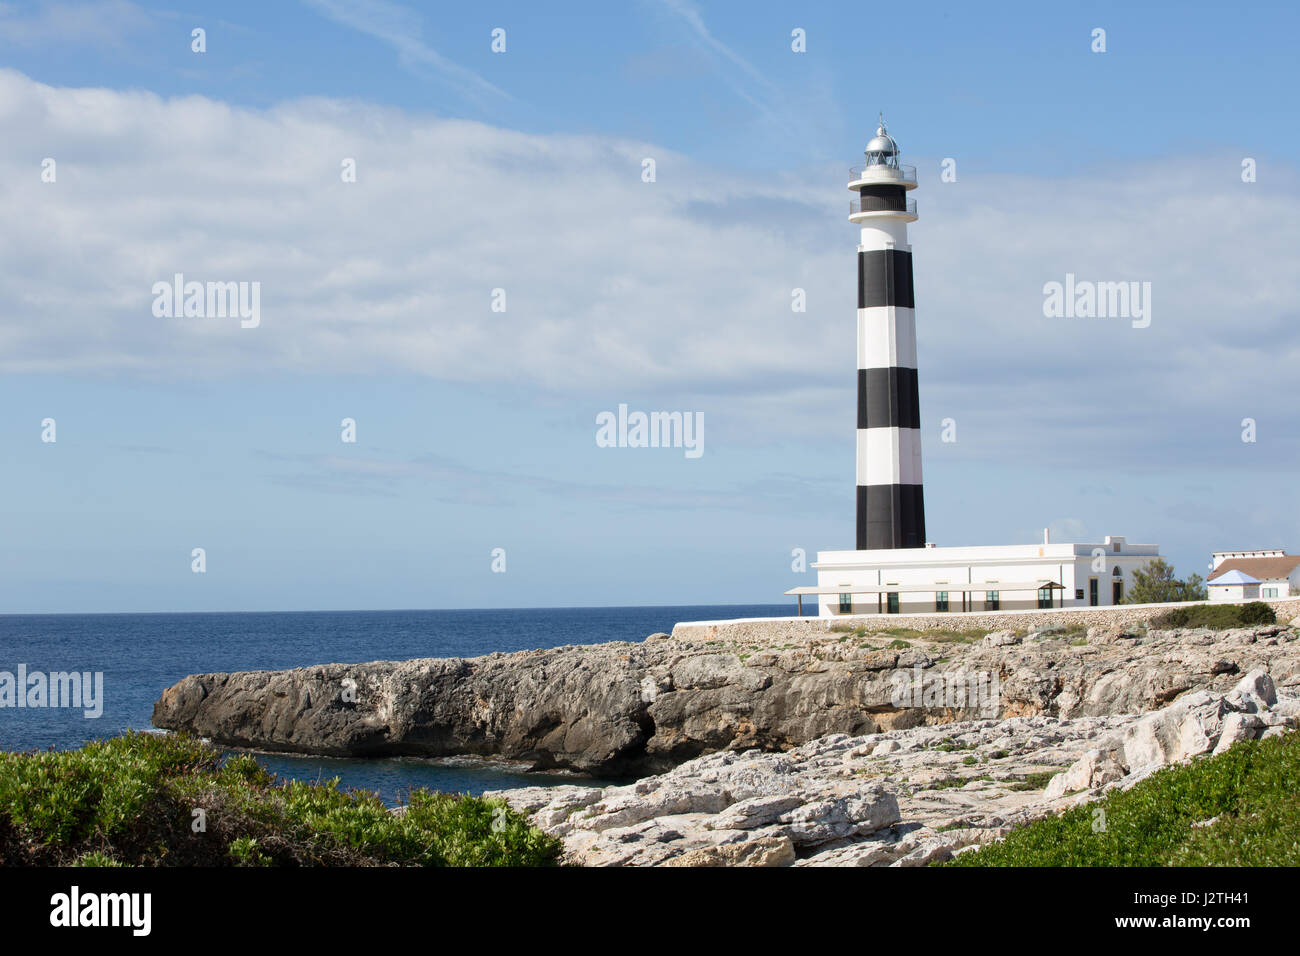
865,129 -> 898,155
864,116 -> 900,168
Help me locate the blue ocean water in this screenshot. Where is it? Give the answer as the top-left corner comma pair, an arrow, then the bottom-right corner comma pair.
0,604 -> 791,802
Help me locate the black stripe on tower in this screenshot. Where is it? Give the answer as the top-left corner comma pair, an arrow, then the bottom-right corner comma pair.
857,184 -> 909,213
857,485 -> 926,551
857,367 -> 920,429
857,249 -> 914,309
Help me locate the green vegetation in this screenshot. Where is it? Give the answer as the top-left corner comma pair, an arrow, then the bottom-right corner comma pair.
931,740 -> 974,753
1006,771 -> 1056,791
886,639 -> 911,649
944,731 -> 1300,866
1121,558 -> 1208,605
1149,601 -> 1277,631
0,732 -> 563,867
880,626 -> 988,644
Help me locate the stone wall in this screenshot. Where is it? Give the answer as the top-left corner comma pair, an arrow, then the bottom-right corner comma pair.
670,598 -> 1300,643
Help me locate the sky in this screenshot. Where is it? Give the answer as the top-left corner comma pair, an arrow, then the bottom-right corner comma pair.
1,0 -> 1298,613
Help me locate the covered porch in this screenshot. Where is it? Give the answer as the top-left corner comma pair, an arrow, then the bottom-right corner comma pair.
784,580 -> 1068,617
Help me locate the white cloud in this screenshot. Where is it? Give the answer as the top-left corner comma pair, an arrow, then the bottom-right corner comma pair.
1,69 -> 1298,470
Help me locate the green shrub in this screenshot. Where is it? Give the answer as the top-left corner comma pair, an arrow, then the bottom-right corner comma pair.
1149,602 -> 1276,630
71,851 -> 124,867
0,732 -> 563,868
943,730 -> 1300,866
1239,601 -> 1278,625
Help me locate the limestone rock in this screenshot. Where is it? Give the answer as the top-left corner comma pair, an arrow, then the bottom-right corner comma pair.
663,836 -> 795,867
153,623 -> 1300,777
1212,713 -> 1266,755
1044,747 -> 1126,799
1226,669 -> 1277,712
493,677 -> 1297,865
982,630 -> 1021,647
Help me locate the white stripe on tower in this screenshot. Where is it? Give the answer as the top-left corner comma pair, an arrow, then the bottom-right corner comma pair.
849,117 -> 925,551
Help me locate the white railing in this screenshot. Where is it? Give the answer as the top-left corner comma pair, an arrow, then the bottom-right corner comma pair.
849,197 -> 917,216
849,163 -> 917,185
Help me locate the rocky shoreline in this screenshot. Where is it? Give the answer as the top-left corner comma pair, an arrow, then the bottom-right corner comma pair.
487,665 -> 1298,866
154,618 -> 1300,775
152,617 -> 1300,865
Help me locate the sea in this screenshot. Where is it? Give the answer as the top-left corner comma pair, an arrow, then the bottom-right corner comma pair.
0,604 -> 791,803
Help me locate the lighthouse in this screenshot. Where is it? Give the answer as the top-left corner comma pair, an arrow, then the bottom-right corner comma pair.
849,117 -> 925,551
780,120 -> 1163,616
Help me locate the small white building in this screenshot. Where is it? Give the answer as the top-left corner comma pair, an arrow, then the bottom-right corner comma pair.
1207,550 -> 1300,600
787,532 -> 1162,617
1206,569 -> 1261,602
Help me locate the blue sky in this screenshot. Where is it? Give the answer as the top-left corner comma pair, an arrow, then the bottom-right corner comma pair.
2,0 -> 1298,612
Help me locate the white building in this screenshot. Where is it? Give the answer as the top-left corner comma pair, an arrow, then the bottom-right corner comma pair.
1207,550 -> 1300,600
788,532 -> 1161,616
1206,569 -> 1261,602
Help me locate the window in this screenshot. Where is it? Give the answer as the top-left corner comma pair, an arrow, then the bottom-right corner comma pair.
936,591 -> 949,612
1037,587 -> 1053,609
1075,588 -> 1085,601
839,593 -> 852,614
887,592 -> 900,614
1263,587 -> 1278,598
985,590 -> 1000,611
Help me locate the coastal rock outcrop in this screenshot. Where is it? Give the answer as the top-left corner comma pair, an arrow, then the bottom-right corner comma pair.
153,623 -> 1300,776
488,672 -> 1299,866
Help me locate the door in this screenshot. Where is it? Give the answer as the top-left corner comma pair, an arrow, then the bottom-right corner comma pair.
887,592 -> 899,614
1112,581 -> 1123,604
1089,578 -> 1098,606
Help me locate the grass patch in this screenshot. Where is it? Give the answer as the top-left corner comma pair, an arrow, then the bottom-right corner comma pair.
0,732 -> 563,867
1148,601 -> 1276,631
929,775 -> 992,791
931,741 -> 974,753
887,639 -> 911,649
880,627 -> 986,644
1006,771 -> 1057,792
944,731 -> 1300,866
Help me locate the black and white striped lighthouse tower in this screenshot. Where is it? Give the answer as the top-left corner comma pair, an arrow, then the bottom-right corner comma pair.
849,117 -> 925,550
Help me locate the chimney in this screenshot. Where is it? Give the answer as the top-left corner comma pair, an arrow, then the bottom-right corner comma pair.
1043,528 -> 1050,545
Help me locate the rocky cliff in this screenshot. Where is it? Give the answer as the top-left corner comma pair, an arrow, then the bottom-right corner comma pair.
152,620 -> 1300,777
